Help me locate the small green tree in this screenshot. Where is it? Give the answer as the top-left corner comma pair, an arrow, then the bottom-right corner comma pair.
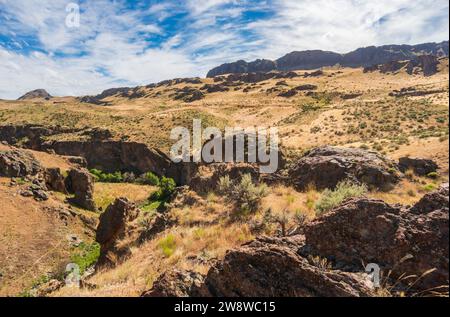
150,176 -> 176,201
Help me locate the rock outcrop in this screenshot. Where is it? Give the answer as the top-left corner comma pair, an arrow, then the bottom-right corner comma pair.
96,198 -> 140,268
141,270 -> 209,297
410,183 -> 449,215
304,188 -> 449,292
398,157 -> 438,176
44,168 -> 68,193
65,168 -> 96,211
288,146 -> 401,191
207,59 -> 277,78
202,236 -> 375,297
0,149 -> 42,177
207,41 -> 449,77
0,124 -> 201,186
17,89 -> 52,100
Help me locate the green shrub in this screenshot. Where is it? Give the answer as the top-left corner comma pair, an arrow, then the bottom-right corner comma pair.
150,176 -> 176,201
423,184 -> 437,192
218,174 -> 268,215
139,172 -> 160,186
89,169 -> 123,183
427,172 -> 439,179
70,242 -> 100,275
315,181 -> 367,216
158,234 -> 177,257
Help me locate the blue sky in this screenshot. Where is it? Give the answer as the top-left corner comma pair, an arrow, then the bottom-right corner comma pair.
0,0 -> 448,99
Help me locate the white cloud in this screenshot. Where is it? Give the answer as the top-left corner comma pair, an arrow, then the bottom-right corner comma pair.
0,0 -> 448,99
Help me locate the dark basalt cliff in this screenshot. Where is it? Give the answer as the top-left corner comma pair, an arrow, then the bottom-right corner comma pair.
207,41 -> 449,77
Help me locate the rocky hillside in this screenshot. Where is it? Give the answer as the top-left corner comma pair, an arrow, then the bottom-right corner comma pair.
207,41 -> 449,77
18,89 -> 52,101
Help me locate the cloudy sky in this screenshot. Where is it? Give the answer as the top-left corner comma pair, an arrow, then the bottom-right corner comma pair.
0,0 -> 448,99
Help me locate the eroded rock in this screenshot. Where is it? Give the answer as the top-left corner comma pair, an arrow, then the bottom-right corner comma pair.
202,236 -> 375,297
398,157 -> 438,176
65,168 -> 96,211
141,270 -> 209,297
304,193 -> 449,292
288,146 -> 401,191
0,149 -> 42,177
96,198 -> 140,268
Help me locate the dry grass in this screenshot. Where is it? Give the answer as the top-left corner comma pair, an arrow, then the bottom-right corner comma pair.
93,183 -> 157,211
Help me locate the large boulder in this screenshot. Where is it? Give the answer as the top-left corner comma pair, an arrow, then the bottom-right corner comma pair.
141,270 -> 209,297
410,183 -> 449,215
65,168 -> 96,211
0,149 -> 42,177
398,157 -> 438,176
288,146 -> 401,191
44,168 -> 68,193
304,190 -> 449,291
202,236 -> 375,297
96,198 -> 140,268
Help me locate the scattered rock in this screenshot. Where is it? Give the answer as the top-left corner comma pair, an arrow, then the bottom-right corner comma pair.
341,92 -> 363,100
278,89 -> 297,98
0,149 -> 42,177
200,84 -> 229,93
398,157 -> 438,176
304,70 -> 324,77
295,84 -> 318,91
288,146 -> 401,191
65,168 -> 96,211
172,87 -> 204,103
141,270 -> 209,297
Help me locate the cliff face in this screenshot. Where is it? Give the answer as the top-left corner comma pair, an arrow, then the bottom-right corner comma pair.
206,59 -> 277,78
206,41 -> 449,77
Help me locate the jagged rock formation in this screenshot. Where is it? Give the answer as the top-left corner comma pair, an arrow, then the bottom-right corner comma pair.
364,55 -> 442,76
207,59 -> 277,78
143,185 -> 448,297
388,86 -> 446,98
288,146 -> 401,191
207,41 -> 449,77
0,149 -> 42,177
96,198 -> 140,268
202,235 -> 375,297
65,168 -> 96,211
44,167 -> 68,194
214,71 -> 299,84
398,157 -> 438,176
305,185 -> 449,291
17,89 -> 52,100
171,87 -> 204,102
410,183 -> 449,215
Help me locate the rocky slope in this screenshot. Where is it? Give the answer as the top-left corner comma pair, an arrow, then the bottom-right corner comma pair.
17,89 -> 52,100
207,41 -> 449,77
